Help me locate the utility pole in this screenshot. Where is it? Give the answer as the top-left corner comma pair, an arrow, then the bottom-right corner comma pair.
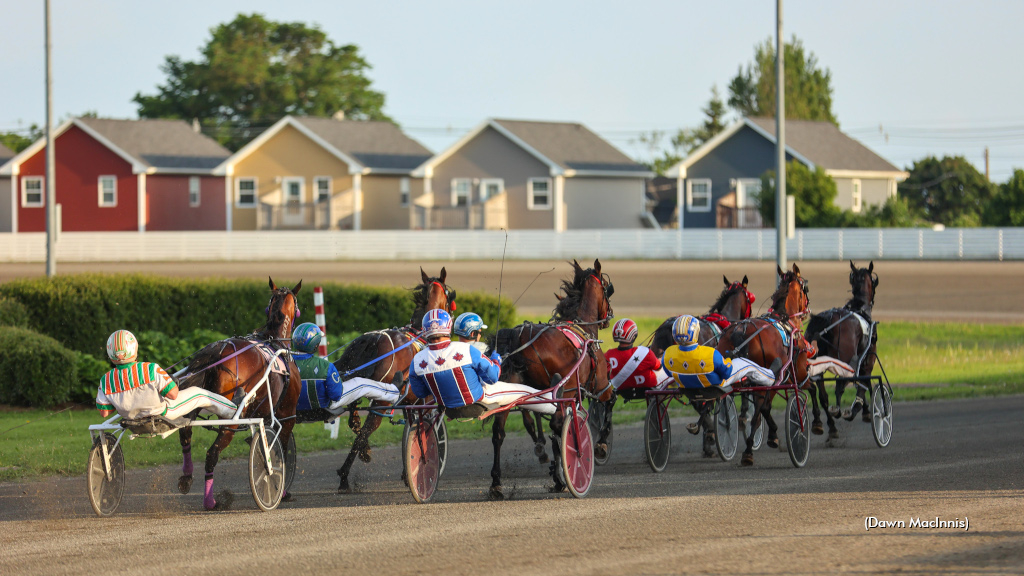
44,0 -> 56,277
775,0 -> 787,280
984,147 -> 990,182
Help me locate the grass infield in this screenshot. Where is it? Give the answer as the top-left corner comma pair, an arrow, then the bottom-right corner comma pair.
1,320 -> 1021,481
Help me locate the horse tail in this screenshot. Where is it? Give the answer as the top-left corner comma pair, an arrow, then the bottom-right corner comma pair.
333,332 -> 385,380
181,341 -> 231,392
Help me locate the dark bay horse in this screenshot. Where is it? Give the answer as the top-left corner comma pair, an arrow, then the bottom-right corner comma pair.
332,267 -> 455,493
492,259 -> 615,499
716,265 -> 810,466
176,278 -> 303,510
805,261 -> 879,439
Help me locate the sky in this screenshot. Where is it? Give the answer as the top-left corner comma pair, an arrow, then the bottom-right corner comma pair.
2,0 -> 1023,181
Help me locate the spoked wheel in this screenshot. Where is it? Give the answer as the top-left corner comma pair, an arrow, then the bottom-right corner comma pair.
714,397 -> 739,462
560,406 -> 594,498
434,415 -> 449,477
249,428 -> 286,512
751,418 -> 765,451
87,433 -> 125,517
587,398 -> 612,466
871,383 -> 893,448
283,433 -> 297,494
404,417 -> 440,503
644,399 -> 671,473
785,392 -> 810,468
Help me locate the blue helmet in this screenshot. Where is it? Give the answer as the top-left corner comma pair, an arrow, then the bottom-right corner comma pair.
453,312 -> 487,338
292,322 -> 323,354
421,309 -> 453,338
672,315 -> 701,346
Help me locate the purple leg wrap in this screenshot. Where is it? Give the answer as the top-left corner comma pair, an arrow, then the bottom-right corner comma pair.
203,473 -> 216,510
182,447 -> 193,476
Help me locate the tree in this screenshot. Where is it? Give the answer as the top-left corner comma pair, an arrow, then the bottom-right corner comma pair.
134,13 -> 389,149
0,124 -> 42,153
899,156 -> 993,226
758,161 -> 841,227
728,36 -> 838,125
984,169 -> 1024,226
838,196 -> 927,228
642,86 -> 729,175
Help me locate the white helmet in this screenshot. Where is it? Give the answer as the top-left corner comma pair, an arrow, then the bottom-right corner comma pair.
106,329 -> 139,365
671,315 -> 701,347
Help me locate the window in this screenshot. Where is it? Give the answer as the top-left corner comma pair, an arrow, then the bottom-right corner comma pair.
735,179 -> 761,208
236,177 -> 257,207
189,176 -> 201,207
687,178 -> 712,212
21,176 -> 44,207
528,177 -> 552,210
479,178 -> 504,203
851,179 -> 862,213
98,176 -> 117,207
282,177 -> 304,204
399,177 -> 410,207
451,178 -> 471,207
314,176 -> 332,203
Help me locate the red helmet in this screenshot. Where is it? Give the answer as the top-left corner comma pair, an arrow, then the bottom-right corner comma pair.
612,318 -> 638,344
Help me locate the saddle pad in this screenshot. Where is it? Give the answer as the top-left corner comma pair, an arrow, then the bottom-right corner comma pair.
557,326 -> 586,351
852,312 -> 871,339
249,341 -> 290,375
764,319 -> 790,347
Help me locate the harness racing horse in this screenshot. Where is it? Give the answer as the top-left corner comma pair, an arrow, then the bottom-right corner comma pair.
716,265 -> 811,466
176,278 -> 303,510
493,259 -> 615,499
332,267 -> 455,493
805,260 -> 879,439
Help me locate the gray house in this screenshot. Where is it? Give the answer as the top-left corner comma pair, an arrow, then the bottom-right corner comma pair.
665,117 -> 908,229
412,119 -> 654,230
0,143 -> 15,232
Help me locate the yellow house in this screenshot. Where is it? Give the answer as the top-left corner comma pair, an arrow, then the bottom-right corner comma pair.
214,116 -> 431,230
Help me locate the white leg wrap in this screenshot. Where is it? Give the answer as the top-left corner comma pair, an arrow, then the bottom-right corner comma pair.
164,388 -> 237,420
481,381 -> 556,415
722,357 -> 776,387
327,377 -> 401,414
807,355 -> 855,378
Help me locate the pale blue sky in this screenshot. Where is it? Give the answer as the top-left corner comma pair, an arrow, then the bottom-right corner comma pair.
2,0 -> 1022,180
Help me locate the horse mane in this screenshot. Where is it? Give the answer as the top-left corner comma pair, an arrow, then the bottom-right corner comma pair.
551,265 -> 597,322
409,275 -> 444,329
709,283 -> 742,314
768,272 -> 800,322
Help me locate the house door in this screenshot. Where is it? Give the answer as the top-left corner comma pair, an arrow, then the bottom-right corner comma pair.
282,178 -> 305,227
736,179 -> 763,228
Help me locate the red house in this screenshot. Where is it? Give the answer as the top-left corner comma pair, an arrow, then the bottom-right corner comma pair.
0,118 -> 230,233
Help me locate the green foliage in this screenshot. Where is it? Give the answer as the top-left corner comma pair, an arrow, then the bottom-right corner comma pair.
74,351 -> 110,404
0,296 -> 30,328
900,156 -> 993,226
728,36 -> 838,125
983,168 -> 1024,226
134,12 -> 390,149
837,196 -> 929,228
758,161 -> 841,227
642,86 -> 729,176
136,329 -> 229,369
0,326 -> 78,407
0,124 -> 42,153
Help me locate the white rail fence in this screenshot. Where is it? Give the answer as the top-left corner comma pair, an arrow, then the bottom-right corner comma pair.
0,228 -> 1022,262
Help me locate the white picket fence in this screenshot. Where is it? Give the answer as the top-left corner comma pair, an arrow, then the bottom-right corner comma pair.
0,228 -> 1022,262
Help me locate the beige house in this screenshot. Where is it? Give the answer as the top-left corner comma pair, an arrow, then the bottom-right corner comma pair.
214,116 -> 431,230
412,119 -> 654,230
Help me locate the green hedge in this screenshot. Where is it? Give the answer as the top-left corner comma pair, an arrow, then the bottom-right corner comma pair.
0,274 -> 515,357
0,296 -> 30,328
0,326 -> 78,407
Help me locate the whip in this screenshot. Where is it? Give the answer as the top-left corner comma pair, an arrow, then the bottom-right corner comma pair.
495,228 -> 508,333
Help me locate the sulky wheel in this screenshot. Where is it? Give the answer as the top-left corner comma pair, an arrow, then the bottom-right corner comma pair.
871,382 -> 893,448
434,414 -> 449,478
785,392 -> 810,468
714,397 -> 739,462
587,397 -> 612,466
249,429 -> 286,511
560,406 -> 594,498
282,432 -> 297,494
87,433 -> 125,517
404,417 -> 440,504
751,418 -> 765,451
644,399 -> 671,473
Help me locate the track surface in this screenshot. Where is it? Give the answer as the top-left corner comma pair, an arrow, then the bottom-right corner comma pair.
3,260 -> 1023,322
2,396 -> 1022,575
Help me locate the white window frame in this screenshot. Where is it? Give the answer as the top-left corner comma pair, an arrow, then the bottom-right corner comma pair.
235,177 -> 258,208
451,178 -> 471,207
527,177 -> 552,210
189,176 -> 201,208
314,176 -> 332,203
21,176 -> 44,208
735,178 -> 761,209
888,179 -> 898,199
686,178 -> 712,212
97,175 -> 117,207
851,178 -> 862,213
479,178 -> 504,203
399,177 -> 410,207
282,177 -> 305,205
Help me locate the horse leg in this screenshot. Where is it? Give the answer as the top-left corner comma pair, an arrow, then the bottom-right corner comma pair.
700,403 -> 716,458
547,411 -> 566,492
595,400 -> 614,460
347,402 -> 362,435
763,400 -> 780,450
859,385 -> 872,423
819,379 -> 839,441
203,427 -> 236,510
832,380 -> 847,419
522,412 -> 549,465
741,394 -> 765,466
336,424 -> 373,494
809,378 -> 825,436
357,411 -> 384,463
489,412 -> 510,500
177,426 -> 194,494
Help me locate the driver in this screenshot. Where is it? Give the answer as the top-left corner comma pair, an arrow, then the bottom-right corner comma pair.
453,312 -> 489,354
605,318 -> 663,399
662,315 -> 776,389
96,330 -> 236,420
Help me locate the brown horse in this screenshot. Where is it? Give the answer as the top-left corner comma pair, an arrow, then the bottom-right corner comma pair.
176,277 -> 303,510
332,267 -> 455,493
805,260 -> 879,439
716,265 -> 810,466
493,259 -> 615,499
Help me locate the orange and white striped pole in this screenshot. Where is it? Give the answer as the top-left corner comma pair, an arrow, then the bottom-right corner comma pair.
314,286 -> 328,357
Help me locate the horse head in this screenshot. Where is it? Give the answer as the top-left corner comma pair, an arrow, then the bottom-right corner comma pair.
412,267 -> 456,329
849,260 -> 877,308
266,277 -> 302,342
715,274 -> 755,320
558,259 -> 614,330
772,264 -> 809,321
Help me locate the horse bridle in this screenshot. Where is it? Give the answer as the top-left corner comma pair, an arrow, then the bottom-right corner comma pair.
430,281 -> 457,312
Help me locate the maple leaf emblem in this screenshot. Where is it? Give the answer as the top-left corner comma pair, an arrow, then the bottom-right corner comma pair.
419,360 -> 428,369
453,352 -> 464,361
434,357 -> 446,366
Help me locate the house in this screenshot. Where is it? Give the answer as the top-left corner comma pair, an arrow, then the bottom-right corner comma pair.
0,118 -> 230,233
214,115 -> 432,230
412,119 -> 654,230
665,117 -> 909,229
0,143 -> 13,232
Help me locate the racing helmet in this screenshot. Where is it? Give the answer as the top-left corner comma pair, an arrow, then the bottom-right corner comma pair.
453,312 -> 487,338
421,309 -> 453,339
611,318 -> 638,344
292,322 -> 323,354
106,329 -> 139,365
671,315 -> 701,347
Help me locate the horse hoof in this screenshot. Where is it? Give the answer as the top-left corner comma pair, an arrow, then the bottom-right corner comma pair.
358,448 -> 372,463
741,453 -> 754,466
538,453 -> 549,465
812,422 -> 824,435
685,423 -> 701,435
828,430 -> 840,440
548,483 -> 567,494
738,416 -> 747,428
177,475 -> 193,495
766,437 -> 779,449
534,444 -> 546,457
489,486 -> 505,501
337,479 -> 351,494
862,412 -> 873,423
281,491 -> 294,503
828,406 -> 841,419
594,443 -> 608,460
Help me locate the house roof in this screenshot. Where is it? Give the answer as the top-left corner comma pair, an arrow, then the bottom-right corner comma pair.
293,117 -> 432,172
413,118 -> 654,178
